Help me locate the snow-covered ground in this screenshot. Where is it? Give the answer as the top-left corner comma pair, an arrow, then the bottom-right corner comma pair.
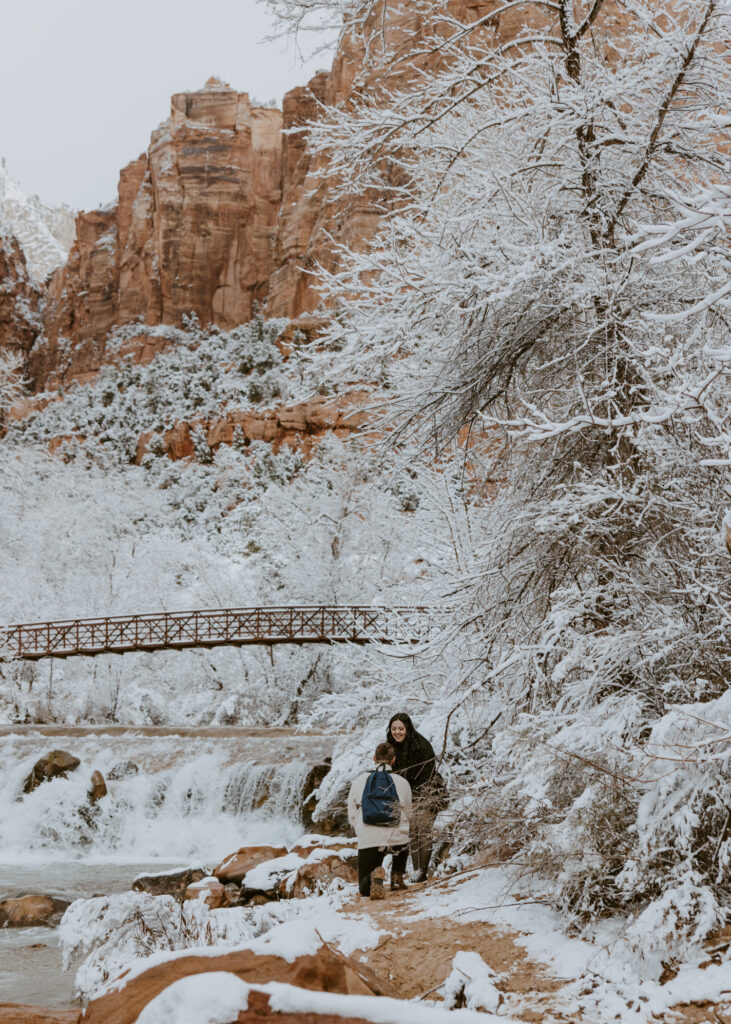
53,860 -> 731,1021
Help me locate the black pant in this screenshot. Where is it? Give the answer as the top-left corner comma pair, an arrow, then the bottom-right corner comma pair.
357,845 -> 409,896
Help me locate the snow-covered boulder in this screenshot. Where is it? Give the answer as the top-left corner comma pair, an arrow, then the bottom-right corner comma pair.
82,935 -> 386,1024
213,845 -> 288,885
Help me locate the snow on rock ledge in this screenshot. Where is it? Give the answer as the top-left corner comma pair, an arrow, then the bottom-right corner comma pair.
0,161 -> 75,281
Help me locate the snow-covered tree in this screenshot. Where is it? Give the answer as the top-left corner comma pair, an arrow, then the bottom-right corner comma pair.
0,350 -> 24,424
266,0 -> 731,944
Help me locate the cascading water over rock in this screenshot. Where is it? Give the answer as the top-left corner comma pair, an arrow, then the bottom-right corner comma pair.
0,731 -> 325,864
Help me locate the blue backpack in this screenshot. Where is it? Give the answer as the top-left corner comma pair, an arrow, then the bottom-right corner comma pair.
361,765 -> 400,825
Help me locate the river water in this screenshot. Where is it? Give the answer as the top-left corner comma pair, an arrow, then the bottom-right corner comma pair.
0,726 -> 331,1007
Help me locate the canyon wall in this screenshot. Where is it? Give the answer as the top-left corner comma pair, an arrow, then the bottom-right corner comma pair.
8,2 -> 555,392
0,233 -> 42,361
31,79 -> 283,389
19,1 -> 440,390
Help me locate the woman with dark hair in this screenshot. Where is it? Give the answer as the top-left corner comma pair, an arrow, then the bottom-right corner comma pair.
387,712 -> 440,882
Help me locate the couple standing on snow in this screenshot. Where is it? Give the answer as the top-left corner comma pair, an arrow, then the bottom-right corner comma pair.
347,712 -> 447,900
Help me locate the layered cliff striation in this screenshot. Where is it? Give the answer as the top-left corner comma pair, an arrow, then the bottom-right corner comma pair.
0,233 -> 43,362
32,78 -> 284,389
9,2 -> 552,393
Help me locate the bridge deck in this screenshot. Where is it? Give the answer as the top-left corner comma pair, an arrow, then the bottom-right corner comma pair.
0,606 -> 435,660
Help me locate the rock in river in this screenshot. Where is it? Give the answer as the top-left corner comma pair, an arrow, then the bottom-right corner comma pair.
0,894 -> 70,927
107,760 -> 139,780
184,876 -> 230,910
132,866 -> 207,900
88,769 -> 107,805
278,852 -> 358,900
22,750 -> 80,794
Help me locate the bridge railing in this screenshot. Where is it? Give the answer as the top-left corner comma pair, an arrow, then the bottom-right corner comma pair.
0,605 -> 442,660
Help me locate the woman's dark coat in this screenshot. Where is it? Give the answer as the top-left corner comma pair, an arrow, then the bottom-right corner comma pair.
386,712 -> 436,797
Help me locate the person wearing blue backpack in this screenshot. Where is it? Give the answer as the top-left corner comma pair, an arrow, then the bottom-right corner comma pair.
347,742 -> 413,899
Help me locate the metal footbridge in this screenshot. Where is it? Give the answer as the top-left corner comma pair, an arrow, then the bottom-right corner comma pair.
0,606 -> 437,661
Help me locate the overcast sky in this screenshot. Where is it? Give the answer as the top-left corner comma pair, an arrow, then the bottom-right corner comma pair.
1,0 -> 329,211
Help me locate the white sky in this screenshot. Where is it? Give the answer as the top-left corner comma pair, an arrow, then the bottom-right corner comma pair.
1,0 -> 329,211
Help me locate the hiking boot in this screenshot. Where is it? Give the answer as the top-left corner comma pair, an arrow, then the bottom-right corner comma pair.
390,872 -> 407,891
369,866 -> 386,900
407,868 -> 427,884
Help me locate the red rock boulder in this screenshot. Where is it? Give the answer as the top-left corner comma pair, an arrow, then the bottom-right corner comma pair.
0,233 -> 42,364
0,895 -> 69,927
82,943 -> 393,1024
213,846 -> 288,885
184,876 -> 228,910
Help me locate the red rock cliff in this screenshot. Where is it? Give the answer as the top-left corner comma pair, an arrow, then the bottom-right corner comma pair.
25,2 -> 555,391
0,233 -> 42,361
32,79 -> 283,389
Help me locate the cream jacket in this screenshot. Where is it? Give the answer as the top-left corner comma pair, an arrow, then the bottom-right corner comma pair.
347,765 -> 412,850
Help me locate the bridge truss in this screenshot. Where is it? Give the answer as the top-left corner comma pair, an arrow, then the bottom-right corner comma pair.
0,606 -> 438,661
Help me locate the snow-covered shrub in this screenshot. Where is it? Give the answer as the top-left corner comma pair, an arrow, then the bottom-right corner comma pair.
442,951 -> 501,1013
0,349 -> 25,424
11,318 -> 293,464
59,892 -> 257,998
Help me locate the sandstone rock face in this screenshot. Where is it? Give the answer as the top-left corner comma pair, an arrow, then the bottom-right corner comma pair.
213,846 -> 288,885
0,894 -> 69,927
34,79 -> 283,390
0,233 -> 42,362
25,4 -> 556,396
82,944 -> 383,1024
267,0 -> 555,320
300,762 -> 332,831
22,750 -> 80,794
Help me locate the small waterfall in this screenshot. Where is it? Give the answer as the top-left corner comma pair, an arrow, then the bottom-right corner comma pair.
0,731 -> 327,865
223,761 -> 311,819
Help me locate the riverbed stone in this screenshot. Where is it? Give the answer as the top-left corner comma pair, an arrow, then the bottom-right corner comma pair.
107,760 -> 139,780
22,750 -> 80,794
132,866 -> 207,900
213,845 -> 288,885
88,769 -> 107,804
0,894 -> 70,927
290,836 -> 357,859
184,876 -> 227,909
